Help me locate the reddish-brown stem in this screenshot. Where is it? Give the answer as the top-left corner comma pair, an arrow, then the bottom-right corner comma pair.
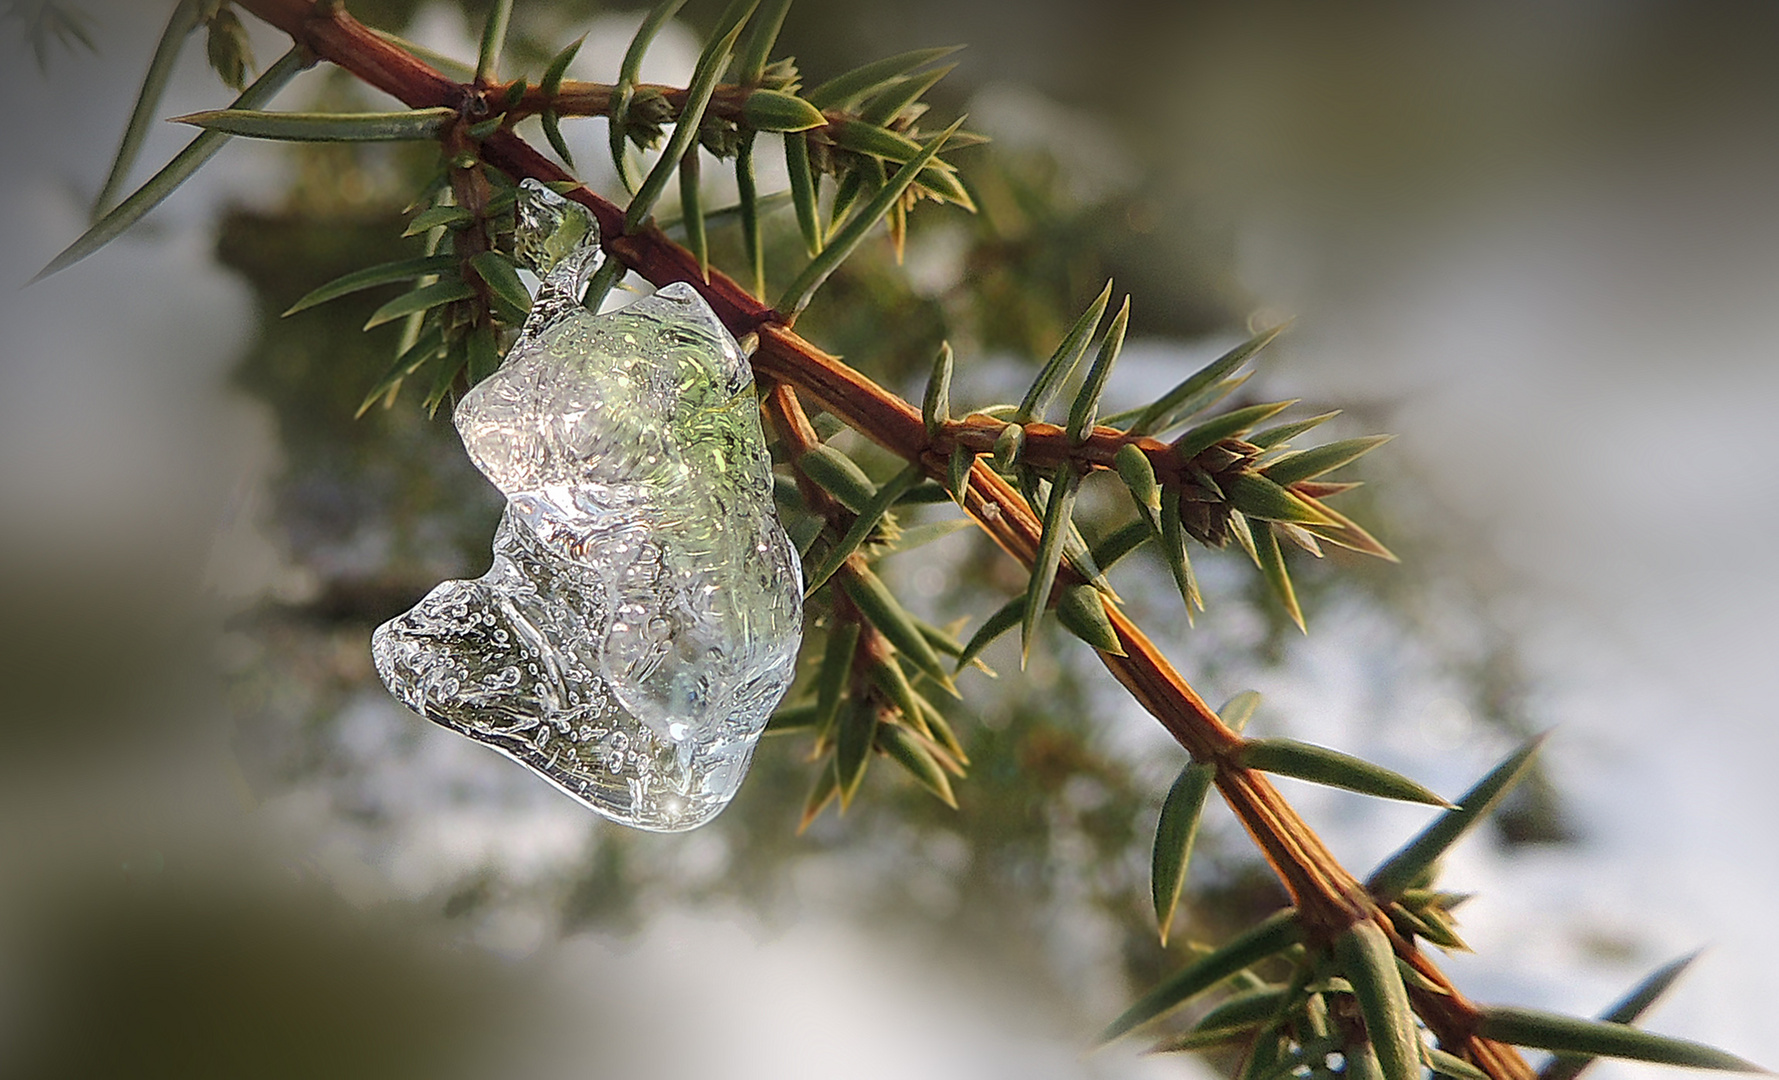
230,2 -> 1527,1072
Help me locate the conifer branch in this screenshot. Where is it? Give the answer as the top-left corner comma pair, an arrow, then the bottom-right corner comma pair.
122,2 -> 1609,1073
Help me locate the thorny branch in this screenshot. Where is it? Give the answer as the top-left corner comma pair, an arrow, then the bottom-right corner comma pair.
231,0 -> 1528,1069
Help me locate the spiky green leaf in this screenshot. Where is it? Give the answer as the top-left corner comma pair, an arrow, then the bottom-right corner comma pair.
1334,921 -> 1420,1080
283,255 -> 458,316
541,112 -> 577,164
1599,952 -> 1706,1023
1225,473 -> 1337,526
93,0 -> 203,218
621,0 -> 690,86
797,758 -> 839,832
860,63 -> 956,126
465,321 -> 499,383
1021,468 -> 1079,667
1392,903 -> 1469,951
363,280 -> 475,329
1478,1008 -> 1766,1072
805,462 -> 923,597
735,0 -> 794,83
1229,509 -> 1261,566
891,480 -> 952,506
924,342 -> 954,439
911,162 -> 975,209
626,3 -> 756,230
1127,324 -> 1286,437
804,46 -> 964,109
917,697 -> 970,765
607,80 -> 637,191
1148,1026 -> 1258,1053
356,323 -> 445,417
1055,584 -> 1123,655
734,133 -> 765,296
1192,986 -> 1290,1033
1173,400 -> 1297,461
540,36 -> 586,167
171,106 -> 454,142
1104,372 -> 1251,433
469,251 -> 532,322
1248,410 -> 1340,451
1263,436 -> 1394,487
1366,736 -> 1545,900
1016,281 -> 1113,423
1097,910 -> 1303,1042
1151,760 -> 1214,944
678,144 -> 707,280
797,444 -> 877,513
830,119 -> 960,169
877,723 -> 956,807
743,88 -> 827,131
784,132 -> 823,255
1067,296 -> 1129,442
841,565 -> 955,692
403,205 -> 474,235
541,35 -> 583,96
36,48 -> 307,282
1252,521 -> 1305,632
956,597 -> 1019,674
1539,952 -> 1707,1080
1238,739 -> 1448,806
763,702 -> 820,736
1159,485 -> 1203,616
1088,520 -> 1151,573
870,518 -> 974,560
1219,690 -> 1261,733
1114,443 -> 1161,519
421,336 -> 469,415
866,652 -> 926,737
835,697 -> 878,808
812,620 -> 859,741
1425,1047 -> 1492,1080
779,118 -> 965,314
475,0 -> 514,82
911,619 -> 966,660
1296,496 -> 1399,562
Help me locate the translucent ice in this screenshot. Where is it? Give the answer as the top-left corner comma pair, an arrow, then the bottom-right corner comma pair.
372,182 -> 804,832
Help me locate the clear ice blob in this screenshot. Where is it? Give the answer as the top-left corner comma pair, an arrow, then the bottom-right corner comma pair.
372,181 -> 804,832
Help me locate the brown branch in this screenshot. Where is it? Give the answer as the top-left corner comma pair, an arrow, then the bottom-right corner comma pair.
229,2 -> 1530,1072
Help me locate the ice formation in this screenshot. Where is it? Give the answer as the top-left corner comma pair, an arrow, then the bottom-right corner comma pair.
372,181 -> 804,831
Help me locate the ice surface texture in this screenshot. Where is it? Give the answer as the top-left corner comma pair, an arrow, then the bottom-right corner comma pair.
372,183 -> 804,831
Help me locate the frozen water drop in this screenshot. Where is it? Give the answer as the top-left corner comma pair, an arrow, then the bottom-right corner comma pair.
372,183 -> 803,832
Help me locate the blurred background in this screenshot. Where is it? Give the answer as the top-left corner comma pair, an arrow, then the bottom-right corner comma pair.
2,1 -> 1776,1077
